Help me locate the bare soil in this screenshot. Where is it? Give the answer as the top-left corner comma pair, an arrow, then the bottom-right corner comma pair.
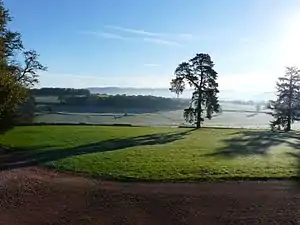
1,166 -> 300,225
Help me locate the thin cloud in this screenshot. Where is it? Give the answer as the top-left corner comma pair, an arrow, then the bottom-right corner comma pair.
80,30 -> 181,46
105,25 -> 161,37
105,25 -> 199,43
80,31 -> 130,40
82,26 -> 201,46
178,33 -> 195,41
143,37 -> 182,46
144,63 -> 160,67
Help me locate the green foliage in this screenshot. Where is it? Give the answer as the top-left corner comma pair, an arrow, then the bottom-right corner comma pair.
14,95 -> 36,124
1,126 -> 299,181
268,67 -> 300,131
170,53 -> 220,128
0,0 -> 45,131
0,72 -> 27,129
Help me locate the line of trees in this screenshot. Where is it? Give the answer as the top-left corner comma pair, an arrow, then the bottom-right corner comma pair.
31,88 -> 91,97
36,93 -> 188,111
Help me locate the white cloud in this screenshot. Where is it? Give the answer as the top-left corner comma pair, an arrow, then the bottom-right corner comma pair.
105,25 -> 160,37
103,25 -> 206,44
80,30 -> 181,46
178,33 -> 196,41
81,25 -> 214,47
80,31 -> 131,40
105,25 -> 201,41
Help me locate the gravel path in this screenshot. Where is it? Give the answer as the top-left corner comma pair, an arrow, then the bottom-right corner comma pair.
1,166 -> 300,225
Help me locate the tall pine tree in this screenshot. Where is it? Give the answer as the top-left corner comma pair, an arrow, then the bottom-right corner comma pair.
268,67 -> 300,131
170,53 -> 220,128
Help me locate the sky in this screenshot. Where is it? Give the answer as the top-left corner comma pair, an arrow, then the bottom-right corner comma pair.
5,0 -> 300,96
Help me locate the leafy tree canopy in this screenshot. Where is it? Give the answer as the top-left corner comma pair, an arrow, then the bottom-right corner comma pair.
0,0 -> 46,129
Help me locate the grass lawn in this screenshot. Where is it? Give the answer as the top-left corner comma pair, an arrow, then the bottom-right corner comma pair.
1,125 -> 300,181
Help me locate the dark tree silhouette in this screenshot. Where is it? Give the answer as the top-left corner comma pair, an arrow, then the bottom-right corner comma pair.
268,67 -> 300,131
11,50 -> 47,87
170,53 -> 220,128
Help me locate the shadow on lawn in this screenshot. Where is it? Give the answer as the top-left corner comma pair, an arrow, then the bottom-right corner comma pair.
0,129 -> 194,170
206,130 -> 300,158
204,130 -> 300,181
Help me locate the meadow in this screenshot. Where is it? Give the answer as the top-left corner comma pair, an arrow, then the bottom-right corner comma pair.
6,94 -> 297,181
34,110 -> 275,128
33,94 -> 287,129
1,125 -> 300,181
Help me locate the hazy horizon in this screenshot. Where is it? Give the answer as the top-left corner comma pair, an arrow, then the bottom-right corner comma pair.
84,86 -> 277,101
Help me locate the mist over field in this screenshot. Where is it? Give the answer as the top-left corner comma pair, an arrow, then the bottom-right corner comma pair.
31,87 -> 283,130
88,87 -> 276,102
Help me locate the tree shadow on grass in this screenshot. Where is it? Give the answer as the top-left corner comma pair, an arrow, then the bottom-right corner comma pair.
205,130 -> 300,158
201,130 -> 300,182
0,129 -> 194,170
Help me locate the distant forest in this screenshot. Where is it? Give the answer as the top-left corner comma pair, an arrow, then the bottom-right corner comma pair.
31,88 -> 189,112
31,88 -> 266,105
31,88 -> 91,96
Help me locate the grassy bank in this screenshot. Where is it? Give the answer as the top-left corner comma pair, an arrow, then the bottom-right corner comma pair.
1,126 -> 299,181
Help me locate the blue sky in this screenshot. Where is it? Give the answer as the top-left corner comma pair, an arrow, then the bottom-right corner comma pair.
5,0 -> 300,94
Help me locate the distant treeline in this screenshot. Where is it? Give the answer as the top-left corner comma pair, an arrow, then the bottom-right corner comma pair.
31,88 -> 266,113
32,88 -> 188,111
31,88 -> 91,96
61,94 -> 187,110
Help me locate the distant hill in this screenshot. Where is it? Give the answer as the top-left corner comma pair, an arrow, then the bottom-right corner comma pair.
88,87 -> 276,102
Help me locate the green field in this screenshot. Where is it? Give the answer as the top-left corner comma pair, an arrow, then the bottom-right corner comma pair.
34,110 -> 275,129
1,126 -> 300,181
34,101 -> 300,130
34,97 -> 285,129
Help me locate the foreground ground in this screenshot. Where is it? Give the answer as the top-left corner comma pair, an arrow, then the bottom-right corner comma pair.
1,126 -> 300,180
2,126 -> 300,224
1,166 -> 300,225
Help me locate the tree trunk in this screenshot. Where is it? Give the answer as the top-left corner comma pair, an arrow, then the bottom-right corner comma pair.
196,66 -> 204,129
196,112 -> 201,128
286,118 -> 291,132
196,89 -> 202,129
287,76 -> 293,132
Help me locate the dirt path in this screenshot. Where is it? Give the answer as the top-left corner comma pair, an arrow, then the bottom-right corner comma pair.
1,167 -> 300,225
